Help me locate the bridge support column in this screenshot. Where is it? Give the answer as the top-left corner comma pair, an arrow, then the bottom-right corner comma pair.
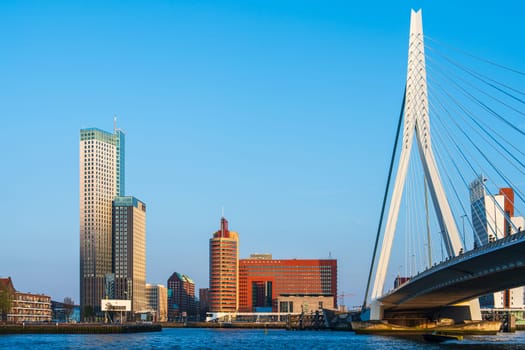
361,300 -> 384,321
469,299 -> 482,321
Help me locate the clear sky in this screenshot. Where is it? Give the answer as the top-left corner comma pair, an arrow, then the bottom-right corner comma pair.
1,0 -> 524,308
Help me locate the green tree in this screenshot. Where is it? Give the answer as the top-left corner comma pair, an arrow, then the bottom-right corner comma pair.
83,305 -> 94,322
0,286 -> 13,322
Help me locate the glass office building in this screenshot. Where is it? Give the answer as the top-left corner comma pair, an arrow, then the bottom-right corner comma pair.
112,196 -> 147,317
79,127 -> 124,318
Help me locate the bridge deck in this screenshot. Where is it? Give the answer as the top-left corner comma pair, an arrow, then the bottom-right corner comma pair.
379,231 -> 525,310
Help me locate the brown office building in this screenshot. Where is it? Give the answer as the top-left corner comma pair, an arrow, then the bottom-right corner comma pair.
167,272 -> 196,320
199,288 -> 209,319
238,255 -> 337,312
209,217 -> 239,312
112,196 -> 147,317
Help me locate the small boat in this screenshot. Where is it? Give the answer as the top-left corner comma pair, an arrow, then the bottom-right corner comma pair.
423,331 -> 463,343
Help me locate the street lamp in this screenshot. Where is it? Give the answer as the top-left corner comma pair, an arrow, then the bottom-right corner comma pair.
460,214 -> 467,250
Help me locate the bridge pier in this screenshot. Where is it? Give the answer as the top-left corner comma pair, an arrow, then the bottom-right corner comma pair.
364,300 -> 383,321
362,298 -> 482,325
355,298 -> 499,335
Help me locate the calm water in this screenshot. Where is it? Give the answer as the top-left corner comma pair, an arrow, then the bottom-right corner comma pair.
2,328 -> 525,349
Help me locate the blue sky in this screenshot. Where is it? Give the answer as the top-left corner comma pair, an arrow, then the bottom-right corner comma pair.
1,1 -> 524,308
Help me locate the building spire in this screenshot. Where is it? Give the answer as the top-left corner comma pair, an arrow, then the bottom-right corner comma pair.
220,217 -> 228,237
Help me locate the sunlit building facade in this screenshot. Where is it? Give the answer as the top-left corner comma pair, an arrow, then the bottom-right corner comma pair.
238,255 -> 337,312
470,175 -> 524,308
209,217 -> 239,312
1,277 -> 52,323
80,127 -> 124,318
112,196 -> 147,317
146,284 -> 167,322
9,292 -> 52,323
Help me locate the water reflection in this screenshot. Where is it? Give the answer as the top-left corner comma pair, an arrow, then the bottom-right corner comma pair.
1,329 -> 525,349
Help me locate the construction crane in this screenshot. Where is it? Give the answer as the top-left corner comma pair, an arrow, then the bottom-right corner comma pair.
336,292 -> 354,311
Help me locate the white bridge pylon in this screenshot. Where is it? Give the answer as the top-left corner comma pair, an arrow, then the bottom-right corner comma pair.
371,9 -> 463,301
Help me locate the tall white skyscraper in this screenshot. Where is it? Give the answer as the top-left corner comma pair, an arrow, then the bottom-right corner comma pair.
80,127 -> 124,319
469,175 -> 505,247
470,175 -> 524,308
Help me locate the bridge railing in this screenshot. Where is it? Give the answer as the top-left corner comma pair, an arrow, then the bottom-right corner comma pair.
382,230 -> 525,297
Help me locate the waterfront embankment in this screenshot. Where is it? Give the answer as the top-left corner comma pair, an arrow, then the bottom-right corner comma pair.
162,322 -> 287,329
0,323 -> 161,334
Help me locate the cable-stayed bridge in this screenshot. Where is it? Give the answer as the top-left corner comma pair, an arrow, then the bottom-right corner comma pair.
360,9 -> 525,326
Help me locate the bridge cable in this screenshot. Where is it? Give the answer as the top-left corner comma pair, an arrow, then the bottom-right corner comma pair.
425,57 -> 525,220
425,52 -> 525,126
425,41 -> 525,100
428,99 -> 490,248
407,46 -> 439,267
427,56 -> 525,119
428,87 -> 520,234
362,87 -> 406,311
432,110 -> 504,243
400,44 -> 438,268
428,98 -> 502,241
425,60 -> 525,161
426,66 -> 525,176
426,70 -> 525,212
424,56 -> 525,138
425,35 -> 525,77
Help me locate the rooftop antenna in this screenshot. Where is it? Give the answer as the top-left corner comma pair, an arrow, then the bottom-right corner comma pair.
114,114 -> 117,133
221,206 -> 225,237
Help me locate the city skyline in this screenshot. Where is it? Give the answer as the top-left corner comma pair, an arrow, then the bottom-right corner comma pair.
1,1 -> 525,308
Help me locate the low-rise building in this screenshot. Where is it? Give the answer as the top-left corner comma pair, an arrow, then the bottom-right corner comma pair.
146,284 -> 167,322
1,277 -> 52,323
9,292 -> 52,323
51,300 -> 80,323
276,294 -> 334,314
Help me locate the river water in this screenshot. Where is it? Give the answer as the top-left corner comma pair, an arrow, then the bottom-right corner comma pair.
2,328 -> 525,349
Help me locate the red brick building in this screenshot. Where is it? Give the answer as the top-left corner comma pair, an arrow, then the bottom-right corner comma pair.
238,256 -> 337,312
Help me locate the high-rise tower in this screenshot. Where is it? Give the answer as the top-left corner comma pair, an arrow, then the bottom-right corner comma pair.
112,196 -> 147,317
79,127 -> 124,318
469,176 -> 525,308
209,217 -> 239,312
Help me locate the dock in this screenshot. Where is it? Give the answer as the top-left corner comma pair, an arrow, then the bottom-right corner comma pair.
0,323 -> 162,334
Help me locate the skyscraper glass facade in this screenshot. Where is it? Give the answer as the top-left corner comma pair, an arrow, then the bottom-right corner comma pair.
79,127 -> 124,318
112,196 -> 147,316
